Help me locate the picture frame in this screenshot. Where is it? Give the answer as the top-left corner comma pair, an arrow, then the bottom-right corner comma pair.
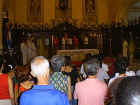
27,0 -> 42,23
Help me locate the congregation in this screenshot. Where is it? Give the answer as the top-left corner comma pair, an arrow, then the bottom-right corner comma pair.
0,51 -> 140,105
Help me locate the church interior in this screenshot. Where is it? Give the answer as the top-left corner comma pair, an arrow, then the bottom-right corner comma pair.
1,1 -> 140,105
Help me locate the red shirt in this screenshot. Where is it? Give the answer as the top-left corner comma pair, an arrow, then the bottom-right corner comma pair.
0,74 -> 10,99
108,64 -> 116,76
53,37 -> 59,46
15,84 -> 28,93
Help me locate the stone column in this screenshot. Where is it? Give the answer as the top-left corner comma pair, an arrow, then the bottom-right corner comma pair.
0,0 -> 4,54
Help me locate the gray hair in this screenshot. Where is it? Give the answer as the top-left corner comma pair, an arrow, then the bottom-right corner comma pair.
31,56 -> 50,77
50,55 -> 66,72
84,58 -> 99,76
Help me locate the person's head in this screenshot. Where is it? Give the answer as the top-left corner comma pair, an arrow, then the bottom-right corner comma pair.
114,57 -> 128,74
65,56 -> 72,73
83,53 -> 93,62
15,66 -> 30,83
84,58 -> 99,76
136,70 -> 140,76
31,56 -> 50,78
86,53 -> 92,59
50,55 -> 66,72
115,76 -> 140,105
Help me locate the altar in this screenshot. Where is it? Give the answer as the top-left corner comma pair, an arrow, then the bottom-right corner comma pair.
57,49 -> 99,66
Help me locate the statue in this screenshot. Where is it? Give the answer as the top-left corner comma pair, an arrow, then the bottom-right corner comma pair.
86,0 -> 95,14
29,0 -> 41,22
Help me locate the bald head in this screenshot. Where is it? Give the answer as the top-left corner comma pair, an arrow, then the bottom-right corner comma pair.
31,56 -> 50,77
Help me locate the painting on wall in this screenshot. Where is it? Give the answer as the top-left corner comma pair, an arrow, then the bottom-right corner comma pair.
85,0 -> 96,16
55,0 -> 72,19
28,0 -> 42,23
84,0 -> 97,25
59,0 -> 68,10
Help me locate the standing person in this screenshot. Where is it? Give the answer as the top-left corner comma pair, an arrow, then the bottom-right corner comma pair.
64,33 -> 69,49
74,58 -> 107,105
0,55 -> 14,105
73,36 -> 79,49
80,53 -> 93,80
97,63 -> 110,82
27,36 -> 37,63
108,57 -> 129,86
19,56 -> 69,105
53,36 -> 59,49
64,57 -> 79,105
67,36 -> 73,49
20,38 -> 28,65
49,55 -> 72,102
62,36 -> 66,49
14,66 -> 34,105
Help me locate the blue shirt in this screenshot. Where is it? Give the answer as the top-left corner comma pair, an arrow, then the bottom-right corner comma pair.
20,85 -> 69,105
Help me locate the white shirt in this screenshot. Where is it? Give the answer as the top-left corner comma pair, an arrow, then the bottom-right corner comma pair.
97,63 -> 110,82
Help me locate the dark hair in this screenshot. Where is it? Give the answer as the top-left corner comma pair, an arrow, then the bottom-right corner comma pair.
65,56 -> 71,66
115,76 -> 140,105
50,55 -> 66,72
83,53 -> 92,62
15,66 -> 31,83
114,57 -> 128,74
84,58 -> 99,76
0,55 -> 3,69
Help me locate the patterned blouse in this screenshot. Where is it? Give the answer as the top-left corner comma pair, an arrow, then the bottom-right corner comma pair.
49,72 -> 68,95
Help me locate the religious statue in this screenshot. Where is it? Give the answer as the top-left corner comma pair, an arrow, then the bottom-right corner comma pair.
30,0 -> 41,16
86,0 -> 95,15
29,0 -> 41,22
